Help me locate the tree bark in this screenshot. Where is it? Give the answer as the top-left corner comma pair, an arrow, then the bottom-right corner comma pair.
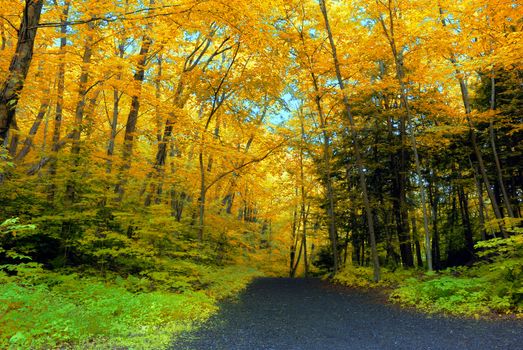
411,217 -> 424,268
428,174 -> 441,270
458,185 -> 474,259
310,70 -> 339,274
299,115 -> 309,277
320,0 -> 379,280
0,0 -> 44,144
438,6 -> 506,237
15,90 -> 50,162
378,3 -> 431,271
47,1 -> 70,202
105,42 -> 125,174
469,157 -> 488,240
114,29 -> 152,199
66,29 -> 94,202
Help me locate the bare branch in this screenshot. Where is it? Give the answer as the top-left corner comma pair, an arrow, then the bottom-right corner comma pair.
205,139 -> 287,192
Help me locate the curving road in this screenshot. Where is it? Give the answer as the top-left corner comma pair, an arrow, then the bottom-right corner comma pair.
172,278 -> 523,350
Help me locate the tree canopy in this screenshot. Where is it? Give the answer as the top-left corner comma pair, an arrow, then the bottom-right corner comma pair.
0,0 -> 522,346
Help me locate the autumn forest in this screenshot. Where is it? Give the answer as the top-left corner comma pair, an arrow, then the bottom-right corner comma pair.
0,0 -> 522,348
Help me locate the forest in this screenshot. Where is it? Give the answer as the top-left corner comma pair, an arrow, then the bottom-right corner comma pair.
0,0 -> 522,348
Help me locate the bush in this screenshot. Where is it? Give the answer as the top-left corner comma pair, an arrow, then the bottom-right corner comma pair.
390,276 -> 501,317
333,265 -> 417,289
389,234 -> 523,317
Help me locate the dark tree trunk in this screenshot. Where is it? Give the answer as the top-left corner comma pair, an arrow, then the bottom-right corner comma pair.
48,2 -> 70,202
0,0 -> 44,144
319,0 -> 379,280
66,31 -> 93,202
470,158 -> 488,240
114,33 -> 152,199
458,186 -> 474,261
411,217 -> 424,268
489,77 -> 514,218
15,93 -> 50,161
428,173 -> 441,270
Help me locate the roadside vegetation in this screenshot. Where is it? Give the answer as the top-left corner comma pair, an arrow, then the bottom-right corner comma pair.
332,231 -> 523,318
0,218 -> 265,349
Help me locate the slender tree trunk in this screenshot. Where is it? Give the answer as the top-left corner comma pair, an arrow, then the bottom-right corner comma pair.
106,87 -> 120,174
114,29 -> 153,199
66,30 -> 94,202
411,217 -> 424,268
310,70 -> 339,274
48,1 -> 70,202
198,151 -> 206,241
1,25 -> 6,51
459,78 -> 506,237
489,75 -> 514,218
378,6 -> 432,271
428,173 -> 441,270
439,6 -> 506,237
469,157 -> 488,240
0,0 -> 44,144
447,188 -> 458,263
15,94 -> 50,162
106,43 -> 125,174
289,197 -> 298,277
458,185 -> 474,260
489,121 -> 514,219
319,0 -> 379,280
299,116 -> 309,277
8,119 -> 19,157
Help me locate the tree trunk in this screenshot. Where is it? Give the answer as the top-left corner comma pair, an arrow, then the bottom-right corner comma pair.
469,158 -> 488,240
66,30 -> 94,202
289,198 -> 299,277
198,151 -> 206,241
460,79 -> 506,237
15,94 -> 50,162
378,7 -> 432,271
458,185 -> 474,260
114,31 -> 152,199
428,171 -> 441,270
0,0 -> 44,144
489,120 -> 514,219
411,217 -> 424,268
299,117 -> 309,277
48,1 -> 70,202
106,43 -> 125,174
309,69 -> 339,274
319,0 -> 379,280
439,6 -> 506,237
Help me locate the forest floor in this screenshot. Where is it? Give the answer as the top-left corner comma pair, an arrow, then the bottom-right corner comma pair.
172,277 -> 523,350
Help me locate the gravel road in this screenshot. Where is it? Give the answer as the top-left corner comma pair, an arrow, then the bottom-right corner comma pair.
171,277 -> 523,350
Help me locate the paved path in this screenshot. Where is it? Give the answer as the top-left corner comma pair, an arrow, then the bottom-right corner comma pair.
172,278 -> 523,349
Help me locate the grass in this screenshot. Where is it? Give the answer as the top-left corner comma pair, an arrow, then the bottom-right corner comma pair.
0,266 -> 262,349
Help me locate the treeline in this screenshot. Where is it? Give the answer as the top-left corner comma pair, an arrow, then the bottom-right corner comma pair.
0,0 -> 291,280
281,0 -> 522,279
0,0 -> 521,282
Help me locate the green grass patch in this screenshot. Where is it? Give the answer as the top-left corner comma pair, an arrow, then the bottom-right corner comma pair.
0,266 -> 261,349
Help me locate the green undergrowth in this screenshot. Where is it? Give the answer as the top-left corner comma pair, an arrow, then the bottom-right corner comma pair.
332,265 -> 418,289
0,265 -> 262,349
333,233 -> 523,318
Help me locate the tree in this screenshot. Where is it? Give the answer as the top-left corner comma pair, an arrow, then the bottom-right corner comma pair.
0,0 -> 44,145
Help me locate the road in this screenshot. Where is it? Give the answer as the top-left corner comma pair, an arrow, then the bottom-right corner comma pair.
172,277 -> 523,350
